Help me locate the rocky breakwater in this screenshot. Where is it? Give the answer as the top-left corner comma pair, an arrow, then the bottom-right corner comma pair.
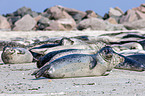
0,4 -> 145,31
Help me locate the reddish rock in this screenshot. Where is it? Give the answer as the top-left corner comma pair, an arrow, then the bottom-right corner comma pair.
57,18 -> 76,30
13,14 -> 37,31
56,5 -> 86,18
45,21 -> 66,31
45,6 -> 74,20
44,6 -> 76,30
0,15 -> 11,30
135,10 -> 145,19
34,15 -> 42,22
132,4 -> 145,13
106,17 -> 118,24
119,9 -> 138,23
85,10 -> 98,18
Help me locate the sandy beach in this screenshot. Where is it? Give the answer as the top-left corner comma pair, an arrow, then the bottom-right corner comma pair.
0,30 -> 145,95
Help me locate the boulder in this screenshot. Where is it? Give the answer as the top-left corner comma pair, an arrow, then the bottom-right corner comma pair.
44,6 -> 76,30
123,19 -> 145,30
57,18 -> 76,30
132,3 -> 145,13
135,10 -> 145,19
0,15 -> 11,30
119,9 -> 138,23
56,5 -> 86,18
13,6 -> 38,17
36,16 -> 51,30
13,14 -> 37,31
45,20 -> 66,31
105,22 -> 126,31
106,17 -> 118,24
44,6 -> 70,20
85,10 -> 98,18
77,17 -> 106,30
7,16 -> 21,29
71,13 -> 82,24
109,7 -> 123,17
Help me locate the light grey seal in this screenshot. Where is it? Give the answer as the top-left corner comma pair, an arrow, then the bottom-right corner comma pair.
1,46 -> 33,64
32,46 -> 124,79
36,49 -> 96,68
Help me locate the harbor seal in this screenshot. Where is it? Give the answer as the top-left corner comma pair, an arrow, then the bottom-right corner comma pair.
115,54 -> 145,71
1,46 -> 33,64
36,49 -> 97,68
32,46 -> 124,79
127,54 -> 145,66
30,42 -> 106,55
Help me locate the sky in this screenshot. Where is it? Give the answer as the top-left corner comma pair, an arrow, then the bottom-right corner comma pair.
0,0 -> 145,16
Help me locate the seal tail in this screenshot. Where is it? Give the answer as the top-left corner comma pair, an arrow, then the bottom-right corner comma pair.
34,63 -> 51,79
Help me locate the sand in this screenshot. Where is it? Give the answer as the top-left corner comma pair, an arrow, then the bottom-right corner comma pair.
0,30 -> 145,95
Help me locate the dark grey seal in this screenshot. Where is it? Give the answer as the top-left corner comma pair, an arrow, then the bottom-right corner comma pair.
127,54 -> 145,66
115,54 -> 145,71
1,46 -> 33,64
32,46 -> 124,79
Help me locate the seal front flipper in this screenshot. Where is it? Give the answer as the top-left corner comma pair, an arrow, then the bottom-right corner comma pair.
89,55 -> 97,69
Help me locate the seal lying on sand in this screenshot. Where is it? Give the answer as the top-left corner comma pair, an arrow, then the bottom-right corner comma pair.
126,54 -> 145,66
36,49 -> 97,68
115,54 -> 145,71
30,42 -> 106,55
1,46 -> 33,64
32,46 -> 124,79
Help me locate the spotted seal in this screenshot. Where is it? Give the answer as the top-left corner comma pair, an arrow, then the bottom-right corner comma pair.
32,46 -> 124,79
1,46 -> 33,64
36,49 -> 97,68
126,54 -> 145,66
115,54 -> 145,71
30,42 -> 106,55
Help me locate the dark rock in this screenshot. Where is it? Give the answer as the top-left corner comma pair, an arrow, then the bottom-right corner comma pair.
41,12 -> 51,18
7,16 -> 21,29
13,14 -> 37,31
44,6 -> 67,20
103,13 -> 109,20
71,13 -> 82,24
85,10 -> 98,18
13,6 -> 38,17
37,16 -> 51,30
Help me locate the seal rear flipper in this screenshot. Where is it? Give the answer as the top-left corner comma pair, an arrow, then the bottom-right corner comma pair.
35,64 -> 51,79
31,69 -> 39,75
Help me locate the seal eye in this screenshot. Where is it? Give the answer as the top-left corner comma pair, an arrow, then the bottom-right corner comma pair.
103,49 -> 113,58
